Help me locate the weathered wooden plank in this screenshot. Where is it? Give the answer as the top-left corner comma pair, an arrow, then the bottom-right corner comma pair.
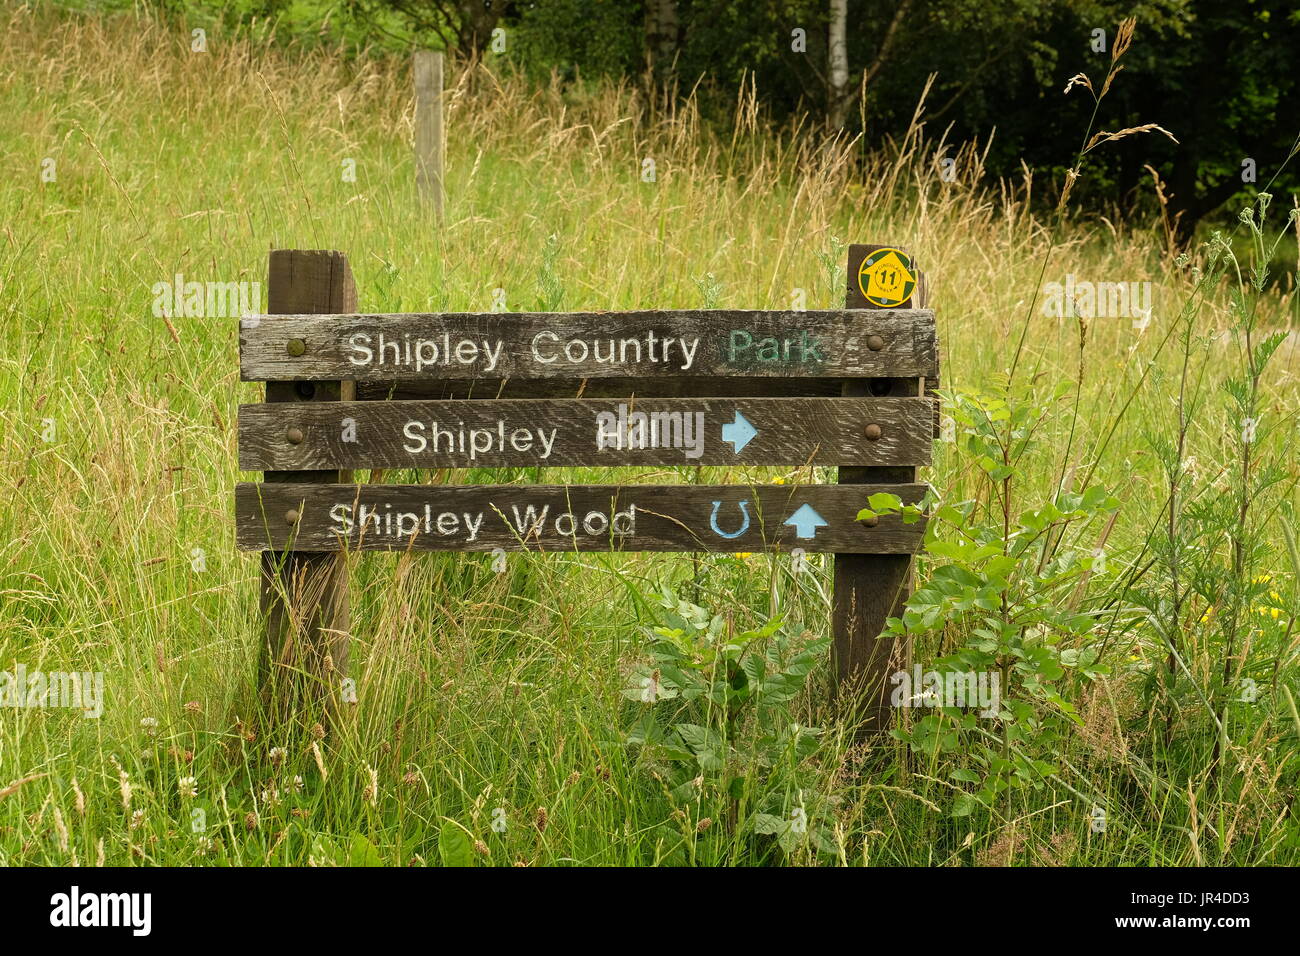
238,397 -> 935,470
239,309 -> 939,382
235,482 -> 929,554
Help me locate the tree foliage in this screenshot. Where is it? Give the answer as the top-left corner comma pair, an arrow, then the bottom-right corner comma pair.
172,0 -> 1299,234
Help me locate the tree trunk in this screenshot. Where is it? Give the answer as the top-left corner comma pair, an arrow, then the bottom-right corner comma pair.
456,0 -> 501,56
828,0 -> 849,128
647,0 -> 679,79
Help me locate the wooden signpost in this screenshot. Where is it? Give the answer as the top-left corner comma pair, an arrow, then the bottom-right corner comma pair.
238,247 -> 939,732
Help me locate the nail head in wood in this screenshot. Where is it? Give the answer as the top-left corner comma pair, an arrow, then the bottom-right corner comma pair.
286,338 -> 306,357
284,509 -> 300,525
864,423 -> 883,441
866,334 -> 885,351
286,426 -> 304,445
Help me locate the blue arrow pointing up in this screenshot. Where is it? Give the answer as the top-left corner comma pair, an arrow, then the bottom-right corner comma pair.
721,410 -> 758,454
784,503 -> 828,539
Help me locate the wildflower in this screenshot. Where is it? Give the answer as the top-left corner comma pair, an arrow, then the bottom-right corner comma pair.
772,476 -> 786,485
260,787 -> 281,807
140,717 -> 159,737
1199,606 -> 1215,625
289,775 -> 304,795
178,776 -> 197,799
535,807 -> 548,832
310,741 -> 327,781
733,552 -> 752,559
363,765 -> 378,806
53,806 -> 69,852
130,809 -> 145,830
269,746 -> 286,767
118,769 -> 132,810
183,701 -> 201,715
638,672 -> 665,703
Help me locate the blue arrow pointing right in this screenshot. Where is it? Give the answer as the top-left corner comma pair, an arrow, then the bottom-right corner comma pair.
721,410 -> 758,454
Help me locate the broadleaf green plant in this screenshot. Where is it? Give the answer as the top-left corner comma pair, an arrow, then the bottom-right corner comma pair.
624,587 -> 838,857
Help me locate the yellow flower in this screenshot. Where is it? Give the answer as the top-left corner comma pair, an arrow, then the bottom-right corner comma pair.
1253,574 -> 1272,584
733,552 -> 752,560
771,476 -> 786,485
1199,606 -> 1215,624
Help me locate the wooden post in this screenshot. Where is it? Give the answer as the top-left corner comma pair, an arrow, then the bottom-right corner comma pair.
414,50 -> 445,218
833,243 -> 928,734
258,249 -> 356,724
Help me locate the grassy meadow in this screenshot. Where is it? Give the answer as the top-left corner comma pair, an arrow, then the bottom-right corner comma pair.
1,5 -> 1298,866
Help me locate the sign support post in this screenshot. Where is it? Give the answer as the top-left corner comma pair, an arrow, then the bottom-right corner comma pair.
257,249 -> 355,724
833,243 -> 927,734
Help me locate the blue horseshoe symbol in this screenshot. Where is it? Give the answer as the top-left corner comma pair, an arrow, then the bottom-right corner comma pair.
709,500 -> 751,539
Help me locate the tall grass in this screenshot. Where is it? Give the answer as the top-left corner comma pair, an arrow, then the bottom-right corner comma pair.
0,4 -> 1296,865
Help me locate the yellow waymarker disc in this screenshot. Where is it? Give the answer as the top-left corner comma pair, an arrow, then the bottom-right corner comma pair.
858,248 -> 917,307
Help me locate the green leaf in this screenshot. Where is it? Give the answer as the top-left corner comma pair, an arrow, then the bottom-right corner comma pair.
867,492 -> 904,512
309,834 -> 344,866
347,832 -> 385,867
437,821 -> 474,868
